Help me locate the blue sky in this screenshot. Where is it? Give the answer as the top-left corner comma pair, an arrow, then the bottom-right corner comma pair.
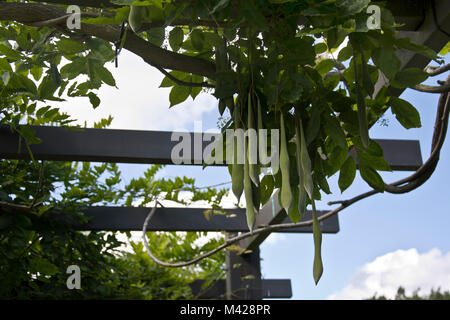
56,50 -> 450,299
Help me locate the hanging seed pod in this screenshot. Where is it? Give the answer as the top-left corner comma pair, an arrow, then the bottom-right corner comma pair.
279,112 -> 293,213
244,138 -> 256,231
232,98 -> 244,203
298,115 -> 314,200
248,92 -> 260,186
295,117 -> 307,219
312,200 -> 323,285
288,184 -> 301,223
256,94 -> 271,171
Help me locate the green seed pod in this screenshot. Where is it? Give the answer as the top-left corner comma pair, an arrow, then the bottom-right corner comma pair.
232,99 -> 244,203
248,92 -> 259,186
279,112 -> 292,213
232,138 -> 244,203
244,142 -> 256,231
298,115 -> 314,200
312,200 -> 323,284
129,5 -> 145,33
295,118 -> 307,218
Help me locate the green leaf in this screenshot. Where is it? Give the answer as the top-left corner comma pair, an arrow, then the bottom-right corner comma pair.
315,59 -> 334,77
359,165 -> 385,192
396,37 -> 438,61
336,0 -> 370,16
57,38 -> 86,55
49,63 -> 62,87
357,152 -> 391,171
306,104 -> 321,145
36,105 -> 51,118
190,29 -> 205,51
372,47 -> 400,80
337,45 -> 353,61
30,257 -> 59,276
389,97 -> 421,129
8,73 -> 37,95
169,27 -> 184,52
169,85 -> 190,107
391,68 -> 429,89
147,27 -> 165,47
323,144 -> 347,177
338,156 -> 356,192
190,85 -> 202,100
159,70 -> 190,87
0,57 -> 12,72
314,43 -> 327,54
0,44 -> 21,60
30,65 -> 43,81
88,92 -> 101,108
325,115 -> 347,150
440,41 -> 450,56
38,75 -> 59,99
60,57 -> 87,79
94,64 -> 116,86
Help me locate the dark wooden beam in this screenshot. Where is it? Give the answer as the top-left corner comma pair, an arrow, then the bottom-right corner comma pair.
226,244 -> 262,300
48,205 -> 339,233
0,125 -> 423,171
189,279 -> 292,299
354,139 -> 423,172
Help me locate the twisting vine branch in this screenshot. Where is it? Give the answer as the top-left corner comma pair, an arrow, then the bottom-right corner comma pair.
425,64 -> 450,76
412,82 -> 450,94
142,84 -> 450,268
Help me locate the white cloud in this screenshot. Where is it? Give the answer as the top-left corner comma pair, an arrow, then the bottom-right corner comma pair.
55,51 -> 217,131
328,248 -> 450,300
265,233 -> 287,245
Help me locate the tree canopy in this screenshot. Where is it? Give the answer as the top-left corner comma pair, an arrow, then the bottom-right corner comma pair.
0,0 -> 449,290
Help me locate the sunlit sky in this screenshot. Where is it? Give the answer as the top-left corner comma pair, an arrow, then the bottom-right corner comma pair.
54,48 -> 450,299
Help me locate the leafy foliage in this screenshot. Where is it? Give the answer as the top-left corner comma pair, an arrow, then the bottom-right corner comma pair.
0,0 -> 448,288
0,157 -> 227,299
